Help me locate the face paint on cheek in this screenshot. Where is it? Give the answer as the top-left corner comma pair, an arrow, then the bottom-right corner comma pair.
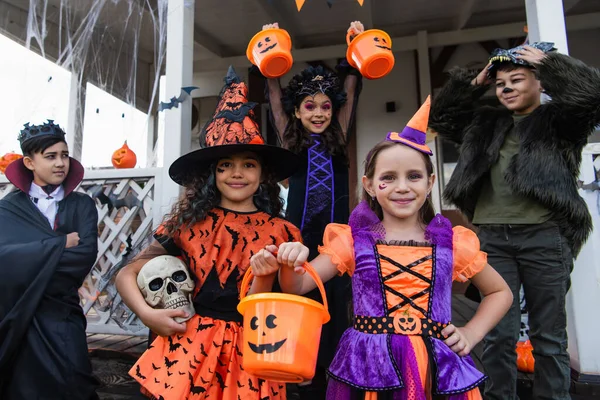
216,167 -> 225,173
378,183 -> 387,191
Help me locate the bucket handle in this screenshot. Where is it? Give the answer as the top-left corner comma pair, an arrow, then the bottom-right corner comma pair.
346,28 -> 362,46
240,257 -> 329,314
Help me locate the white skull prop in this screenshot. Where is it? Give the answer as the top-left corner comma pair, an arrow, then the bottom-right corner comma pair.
137,255 -> 195,322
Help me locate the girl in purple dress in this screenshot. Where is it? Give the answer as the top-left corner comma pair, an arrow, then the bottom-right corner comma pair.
251,99 -> 512,399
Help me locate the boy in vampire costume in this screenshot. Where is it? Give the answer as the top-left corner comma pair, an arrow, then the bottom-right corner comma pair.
0,121 -> 100,399
430,43 -> 600,399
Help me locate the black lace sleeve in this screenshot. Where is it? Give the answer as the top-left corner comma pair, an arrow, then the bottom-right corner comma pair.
336,59 -> 363,141
265,77 -> 290,145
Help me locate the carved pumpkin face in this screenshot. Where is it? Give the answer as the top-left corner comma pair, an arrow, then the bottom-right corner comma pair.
256,36 -> 278,54
111,141 -> 137,169
247,314 -> 287,354
393,310 -> 421,335
0,152 -> 23,174
373,36 -> 391,51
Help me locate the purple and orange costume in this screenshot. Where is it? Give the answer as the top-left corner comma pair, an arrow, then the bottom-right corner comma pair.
321,201 -> 487,400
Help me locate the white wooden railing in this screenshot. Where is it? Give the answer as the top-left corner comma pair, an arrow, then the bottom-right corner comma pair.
0,168 -> 165,336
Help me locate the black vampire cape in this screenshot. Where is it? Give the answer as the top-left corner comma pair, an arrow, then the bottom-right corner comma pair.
0,158 -> 99,399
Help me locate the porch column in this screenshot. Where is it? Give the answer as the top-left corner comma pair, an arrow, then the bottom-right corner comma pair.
416,30 -> 441,212
526,0 -> 600,379
158,0 -> 194,218
66,70 -> 86,161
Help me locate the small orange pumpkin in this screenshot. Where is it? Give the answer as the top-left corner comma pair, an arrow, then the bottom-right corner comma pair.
516,340 -> 535,373
111,141 -> 137,169
0,152 -> 23,174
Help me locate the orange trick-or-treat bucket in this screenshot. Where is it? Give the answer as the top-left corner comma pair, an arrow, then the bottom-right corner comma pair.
237,261 -> 330,382
246,28 -> 293,79
346,29 -> 395,80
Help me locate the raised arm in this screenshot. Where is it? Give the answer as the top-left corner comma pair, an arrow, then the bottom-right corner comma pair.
429,65 -> 491,145
532,51 -> 600,141
266,77 -> 290,145
260,23 -> 290,145
336,21 -> 364,141
336,70 -> 361,141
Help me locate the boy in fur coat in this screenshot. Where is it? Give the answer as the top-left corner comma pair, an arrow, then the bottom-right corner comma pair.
430,44 -> 600,400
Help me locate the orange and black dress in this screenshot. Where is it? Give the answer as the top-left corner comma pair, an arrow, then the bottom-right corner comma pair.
321,202 -> 487,400
129,207 -> 301,400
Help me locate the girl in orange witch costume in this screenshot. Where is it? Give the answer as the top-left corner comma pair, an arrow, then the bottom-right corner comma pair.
251,98 -> 513,400
115,66 -> 303,400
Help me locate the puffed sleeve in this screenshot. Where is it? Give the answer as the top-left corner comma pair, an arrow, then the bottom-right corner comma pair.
452,226 -> 487,282
318,223 -> 356,276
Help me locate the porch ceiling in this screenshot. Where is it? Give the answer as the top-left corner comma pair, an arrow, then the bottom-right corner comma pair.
190,0 -> 600,60
3,0 -> 600,63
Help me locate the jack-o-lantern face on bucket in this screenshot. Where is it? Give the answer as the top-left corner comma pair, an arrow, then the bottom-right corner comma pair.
247,314 -> 287,354
257,36 -> 278,54
373,36 -> 391,51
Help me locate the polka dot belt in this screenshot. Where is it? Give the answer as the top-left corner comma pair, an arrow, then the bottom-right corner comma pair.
353,315 -> 450,339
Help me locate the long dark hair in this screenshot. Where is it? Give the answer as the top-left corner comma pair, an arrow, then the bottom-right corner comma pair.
280,66 -> 348,159
162,158 -> 284,237
284,117 -> 348,159
362,141 -> 436,226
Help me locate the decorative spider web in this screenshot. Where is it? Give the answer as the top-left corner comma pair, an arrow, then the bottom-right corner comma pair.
2,0 -> 168,161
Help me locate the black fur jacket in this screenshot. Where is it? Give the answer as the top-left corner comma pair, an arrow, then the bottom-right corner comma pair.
430,53 -> 600,256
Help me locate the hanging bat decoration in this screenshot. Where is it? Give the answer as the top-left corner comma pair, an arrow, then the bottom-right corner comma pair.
88,185 -> 142,211
158,86 -> 199,112
292,0 -> 364,11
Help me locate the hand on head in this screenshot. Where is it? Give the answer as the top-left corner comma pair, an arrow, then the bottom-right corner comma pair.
471,62 -> 493,86
515,45 -> 548,66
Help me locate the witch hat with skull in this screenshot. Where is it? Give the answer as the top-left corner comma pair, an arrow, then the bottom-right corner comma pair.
137,255 -> 196,322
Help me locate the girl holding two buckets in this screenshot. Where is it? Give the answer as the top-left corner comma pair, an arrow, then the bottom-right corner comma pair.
250,98 -> 513,399
115,66 -> 302,400
260,20 -> 364,399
